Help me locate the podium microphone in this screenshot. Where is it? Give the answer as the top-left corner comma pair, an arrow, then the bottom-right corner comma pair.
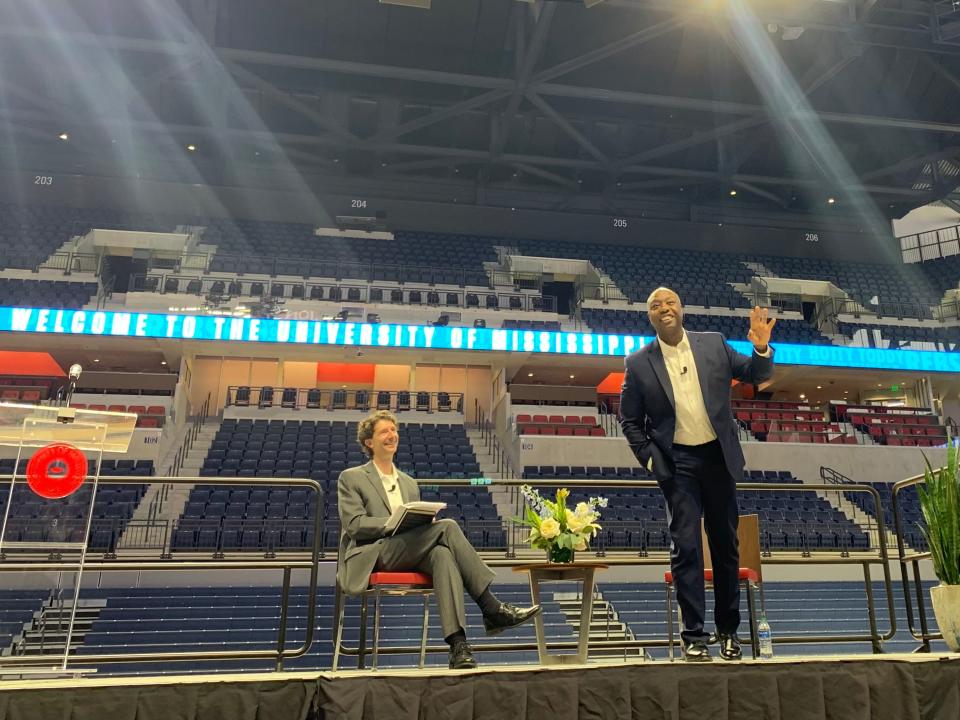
65,364 -> 83,407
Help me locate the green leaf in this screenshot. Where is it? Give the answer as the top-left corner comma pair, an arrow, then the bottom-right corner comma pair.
917,432 -> 960,585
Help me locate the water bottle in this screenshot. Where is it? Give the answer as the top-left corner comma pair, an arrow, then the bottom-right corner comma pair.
758,613 -> 774,659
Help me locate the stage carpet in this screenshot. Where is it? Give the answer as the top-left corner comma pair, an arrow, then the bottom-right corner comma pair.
1,654 -> 959,720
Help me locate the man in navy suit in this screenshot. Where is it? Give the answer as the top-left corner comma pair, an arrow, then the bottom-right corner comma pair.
620,287 -> 775,661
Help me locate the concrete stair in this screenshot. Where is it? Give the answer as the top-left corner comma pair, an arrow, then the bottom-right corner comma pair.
554,590 -> 645,662
12,600 -> 105,657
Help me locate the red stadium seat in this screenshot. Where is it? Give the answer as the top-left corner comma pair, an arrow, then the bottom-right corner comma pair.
517,414 -> 532,424
548,415 -> 564,424
107,404 -> 127,413
557,426 -> 573,436
564,415 -> 580,424
127,405 -> 147,415
146,406 -> 166,416
590,427 -> 605,437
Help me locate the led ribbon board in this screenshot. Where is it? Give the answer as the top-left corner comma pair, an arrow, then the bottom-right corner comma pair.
0,306 -> 957,373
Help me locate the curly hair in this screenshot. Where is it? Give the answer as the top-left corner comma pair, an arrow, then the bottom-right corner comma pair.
356,409 -> 399,458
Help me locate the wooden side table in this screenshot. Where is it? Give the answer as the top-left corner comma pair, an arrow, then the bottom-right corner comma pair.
512,562 -> 608,665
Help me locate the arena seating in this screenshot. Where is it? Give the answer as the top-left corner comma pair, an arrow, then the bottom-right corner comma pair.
69,403 -> 168,428
513,238 -> 754,304
581,308 -> 832,345
502,319 -> 562,331
0,278 -> 98,309
61,580 -> 943,670
177,419 -> 494,552
917,253 -> 960,299
207,227 -> 496,287
748,254 -> 942,311
524,468 -> 868,554
733,399 -> 858,445
0,590 -> 51,653
0,204 -> 174,270
516,414 -> 606,436
838,321 -> 960,351
0,459 -> 152,552
831,404 -> 947,447
840,482 -> 927,550
604,580 -> 941,658
71,585 -> 556,673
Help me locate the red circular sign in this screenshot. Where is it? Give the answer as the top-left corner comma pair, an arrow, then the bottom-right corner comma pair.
26,443 -> 87,499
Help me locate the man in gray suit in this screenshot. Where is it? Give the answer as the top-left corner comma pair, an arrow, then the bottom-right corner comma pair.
338,410 -> 540,669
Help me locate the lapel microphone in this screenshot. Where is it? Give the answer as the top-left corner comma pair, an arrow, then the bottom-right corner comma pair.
681,366 -> 688,375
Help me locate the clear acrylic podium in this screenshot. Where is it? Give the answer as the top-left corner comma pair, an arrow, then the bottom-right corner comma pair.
0,403 -> 137,673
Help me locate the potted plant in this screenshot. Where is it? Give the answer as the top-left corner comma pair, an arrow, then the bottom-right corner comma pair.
515,485 -> 606,563
917,438 -> 960,651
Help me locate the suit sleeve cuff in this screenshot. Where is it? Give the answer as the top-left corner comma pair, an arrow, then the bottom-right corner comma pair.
753,346 -> 772,358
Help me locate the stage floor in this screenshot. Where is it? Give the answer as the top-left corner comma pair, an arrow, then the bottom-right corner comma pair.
1,653 -> 958,720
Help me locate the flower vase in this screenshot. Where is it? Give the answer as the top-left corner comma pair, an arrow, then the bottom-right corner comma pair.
547,545 -> 575,564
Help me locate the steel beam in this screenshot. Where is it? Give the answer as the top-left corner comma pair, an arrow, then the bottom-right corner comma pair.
492,2 -> 557,158
0,106 -> 939,197
525,92 -> 611,168
511,161 -> 580,190
374,88 -> 513,143
532,17 -> 686,84
922,54 -> 960,95
0,25 -> 957,136
733,180 -> 788,207
224,60 -> 357,141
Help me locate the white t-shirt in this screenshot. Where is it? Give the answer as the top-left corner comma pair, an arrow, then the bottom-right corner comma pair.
373,462 -> 404,513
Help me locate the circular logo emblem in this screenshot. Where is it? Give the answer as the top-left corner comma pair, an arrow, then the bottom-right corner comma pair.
26,443 -> 88,499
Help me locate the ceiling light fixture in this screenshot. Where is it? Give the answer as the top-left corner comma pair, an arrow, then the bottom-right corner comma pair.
58,132 -> 69,141
827,197 -> 836,204
527,372 -> 534,377
729,190 -> 737,197
186,144 -> 196,152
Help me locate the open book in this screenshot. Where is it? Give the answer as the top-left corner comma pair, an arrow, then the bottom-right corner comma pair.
384,501 -> 447,536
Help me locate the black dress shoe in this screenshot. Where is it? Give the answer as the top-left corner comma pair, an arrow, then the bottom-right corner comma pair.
448,641 -> 478,669
717,633 -> 742,661
482,603 -> 542,636
682,640 -> 712,662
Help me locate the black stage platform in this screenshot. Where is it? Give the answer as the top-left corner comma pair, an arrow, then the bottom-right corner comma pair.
1,654 -> 958,720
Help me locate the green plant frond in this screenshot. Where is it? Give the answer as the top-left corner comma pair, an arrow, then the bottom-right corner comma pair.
917,440 -> 960,586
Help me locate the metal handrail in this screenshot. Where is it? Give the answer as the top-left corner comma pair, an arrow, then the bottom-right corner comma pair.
890,469 -> 940,651
0,475 -> 897,666
334,478 -> 897,661
0,474 -> 324,671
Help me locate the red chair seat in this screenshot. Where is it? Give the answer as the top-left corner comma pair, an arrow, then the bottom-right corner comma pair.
369,572 -> 432,588
664,568 -> 759,584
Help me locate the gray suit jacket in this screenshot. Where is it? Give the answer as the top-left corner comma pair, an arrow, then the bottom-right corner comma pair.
336,461 -> 421,596
620,331 -> 774,482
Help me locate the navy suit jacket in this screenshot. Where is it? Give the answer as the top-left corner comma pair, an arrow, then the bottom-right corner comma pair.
619,331 -> 774,482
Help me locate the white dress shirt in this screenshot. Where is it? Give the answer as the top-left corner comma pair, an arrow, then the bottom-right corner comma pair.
659,331 -> 772,447
660,331 -> 717,446
373,462 -> 404,513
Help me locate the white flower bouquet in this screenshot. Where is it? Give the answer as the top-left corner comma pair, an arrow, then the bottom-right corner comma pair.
514,485 -> 607,563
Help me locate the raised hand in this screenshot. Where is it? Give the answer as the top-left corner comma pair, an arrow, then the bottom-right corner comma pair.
747,305 -> 776,352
